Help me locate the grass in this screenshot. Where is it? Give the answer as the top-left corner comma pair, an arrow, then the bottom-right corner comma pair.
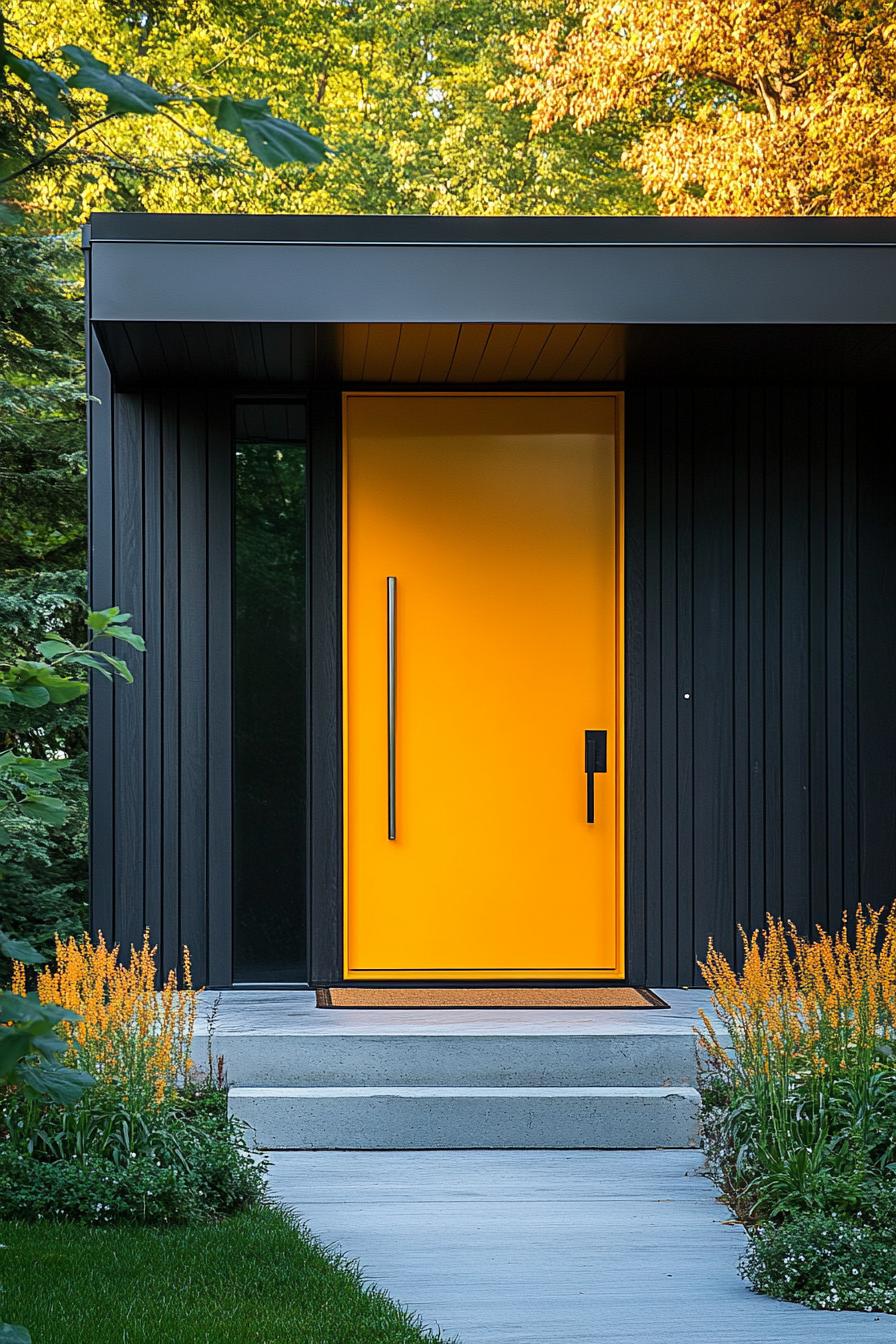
0,1205 -> 447,1343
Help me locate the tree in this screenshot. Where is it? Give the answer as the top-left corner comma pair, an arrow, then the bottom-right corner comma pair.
0,4 -> 328,215
3,0 -> 647,222
0,231 -> 90,953
497,0 -> 896,215
0,601 -> 144,956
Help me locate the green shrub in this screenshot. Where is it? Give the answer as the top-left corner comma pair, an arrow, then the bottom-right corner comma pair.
699,1057 -> 896,1224
0,1086 -> 266,1225
741,1208 -> 896,1314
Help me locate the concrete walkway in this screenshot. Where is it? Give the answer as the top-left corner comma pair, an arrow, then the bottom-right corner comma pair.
266,1149 -> 896,1344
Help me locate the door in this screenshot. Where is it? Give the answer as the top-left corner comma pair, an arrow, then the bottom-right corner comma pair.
343,392 -> 623,980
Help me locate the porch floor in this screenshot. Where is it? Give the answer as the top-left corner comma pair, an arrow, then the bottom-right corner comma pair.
195,987 -> 717,1036
266,1149 -> 894,1343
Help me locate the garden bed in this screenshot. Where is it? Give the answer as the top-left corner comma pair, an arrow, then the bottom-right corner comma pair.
698,905 -> 896,1315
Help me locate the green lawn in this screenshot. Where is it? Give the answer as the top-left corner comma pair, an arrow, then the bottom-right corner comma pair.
0,1206 -> 447,1344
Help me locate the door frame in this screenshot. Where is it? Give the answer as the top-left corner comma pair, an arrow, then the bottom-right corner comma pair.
307,387 -> 626,987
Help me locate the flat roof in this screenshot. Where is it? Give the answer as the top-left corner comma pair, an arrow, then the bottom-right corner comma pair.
85,213 -> 896,354
85,212 -> 896,246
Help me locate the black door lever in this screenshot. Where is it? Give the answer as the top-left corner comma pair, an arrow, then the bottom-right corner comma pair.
584,730 -> 607,824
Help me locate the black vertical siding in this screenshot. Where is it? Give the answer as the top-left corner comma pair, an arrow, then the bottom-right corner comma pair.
89,388 -> 232,983
206,400 -> 234,986
307,390 -> 344,985
626,385 -> 896,984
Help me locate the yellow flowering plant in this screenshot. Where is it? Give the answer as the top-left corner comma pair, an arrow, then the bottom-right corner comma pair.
698,905 -> 896,1223
14,930 -> 195,1111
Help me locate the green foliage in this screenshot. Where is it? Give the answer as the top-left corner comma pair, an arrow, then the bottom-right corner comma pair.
0,929 -> 94,1105
2,604 -> 145,705
0,227 -> 88,954
0,606 -> 144,848
4,0 -> 648,224
60,45 -> 179,116
0,990 -> 93,1102
741,1203 -> 896,1315
0,23 -> 328,193
699,1039 -> 896,1228
3,50 -> 68,121
198,94 -> 330,169
0,233 -> 84,573
0,778 -> 86,959
0,1086 -> 265,1225
0,929 -> 45,961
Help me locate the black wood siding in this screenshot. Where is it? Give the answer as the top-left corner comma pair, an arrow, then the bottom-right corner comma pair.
625,386 -> 896,984
89,383 -> 233,984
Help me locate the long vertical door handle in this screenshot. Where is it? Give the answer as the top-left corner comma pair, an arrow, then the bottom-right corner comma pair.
584,730 -> 607,824
387,577 -> 397,840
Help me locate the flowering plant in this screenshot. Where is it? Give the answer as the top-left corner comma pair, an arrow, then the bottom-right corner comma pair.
698,905 -> 896,1310
14,930 -> 196,1110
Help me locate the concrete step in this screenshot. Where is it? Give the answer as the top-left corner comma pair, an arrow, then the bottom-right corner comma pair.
216,1032 -> 698,1089
229,1085 -> 701,1150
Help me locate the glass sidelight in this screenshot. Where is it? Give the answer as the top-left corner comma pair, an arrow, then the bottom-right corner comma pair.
232,403 -> 307,983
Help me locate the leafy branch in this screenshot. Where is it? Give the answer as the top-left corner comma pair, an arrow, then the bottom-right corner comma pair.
0,928 -> 93,1105
0,606 -> 143,842
0,33 -> 331,184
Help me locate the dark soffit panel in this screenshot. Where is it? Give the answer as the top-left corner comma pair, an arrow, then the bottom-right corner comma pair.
93,320 -> 896,386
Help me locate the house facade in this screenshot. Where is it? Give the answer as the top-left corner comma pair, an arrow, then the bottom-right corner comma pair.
84,215 -> 896,990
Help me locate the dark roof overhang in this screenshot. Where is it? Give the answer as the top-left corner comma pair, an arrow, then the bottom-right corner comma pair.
83,214 -> 896,384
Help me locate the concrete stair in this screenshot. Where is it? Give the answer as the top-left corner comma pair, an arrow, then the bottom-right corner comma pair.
224,1025 -> 701,1150
230,1084 -> 699,1150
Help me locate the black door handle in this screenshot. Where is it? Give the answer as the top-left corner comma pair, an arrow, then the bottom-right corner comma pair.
584,730 -> 607,824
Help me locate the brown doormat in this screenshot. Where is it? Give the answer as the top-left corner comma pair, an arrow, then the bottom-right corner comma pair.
316,986 -> 667,1009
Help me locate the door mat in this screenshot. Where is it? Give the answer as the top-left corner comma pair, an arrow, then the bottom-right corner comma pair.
316,986 -> 668,1009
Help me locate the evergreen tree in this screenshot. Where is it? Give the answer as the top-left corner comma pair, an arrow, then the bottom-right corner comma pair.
0,231 -> 88,954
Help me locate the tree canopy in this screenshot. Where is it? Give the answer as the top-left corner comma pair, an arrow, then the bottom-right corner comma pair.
498,0 -> 896,215
2,0 -> 648,224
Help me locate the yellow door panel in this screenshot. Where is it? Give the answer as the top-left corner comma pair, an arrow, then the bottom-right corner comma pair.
343,393 -> 623,979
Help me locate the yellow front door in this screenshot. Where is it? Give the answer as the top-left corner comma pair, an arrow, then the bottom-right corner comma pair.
343,392 -> 623,980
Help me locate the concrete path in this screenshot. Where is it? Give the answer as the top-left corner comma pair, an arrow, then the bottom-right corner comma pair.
266,1149 -> 896,1344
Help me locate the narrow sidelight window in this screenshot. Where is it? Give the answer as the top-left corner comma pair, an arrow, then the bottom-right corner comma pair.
233,403 -> 307,983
